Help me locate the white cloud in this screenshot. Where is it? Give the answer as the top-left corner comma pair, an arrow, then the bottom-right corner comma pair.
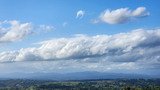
38,25 -> 54,32
0,20 -> 32,42
0,20 -> 54,43
76,10 -> 85,19
0,29 -> 160,72
0,28 -> 160,73
132,7 -> 149,17
100,7 -> 149,24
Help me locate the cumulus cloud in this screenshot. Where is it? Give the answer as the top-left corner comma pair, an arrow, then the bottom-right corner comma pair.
100,7 -> 149,24
76,10 -> 85,19
0,20 -> 54,43
0,20 -> 32,42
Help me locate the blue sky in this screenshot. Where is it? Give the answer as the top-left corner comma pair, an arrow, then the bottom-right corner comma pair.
0,0 -> 160,76
0,0 -> 160,50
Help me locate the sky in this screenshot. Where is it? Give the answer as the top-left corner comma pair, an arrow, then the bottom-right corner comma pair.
0,0 -> 160,76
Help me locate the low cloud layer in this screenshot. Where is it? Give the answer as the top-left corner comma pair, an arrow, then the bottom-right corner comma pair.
0,20 -> 54,43
0,29 -> 160,71
100,7 -> 149,24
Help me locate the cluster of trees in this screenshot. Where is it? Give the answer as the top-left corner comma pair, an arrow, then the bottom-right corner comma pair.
0,79 -> 159,90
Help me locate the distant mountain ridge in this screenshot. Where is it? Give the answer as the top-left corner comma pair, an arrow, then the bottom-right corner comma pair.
0,71 -> 159,80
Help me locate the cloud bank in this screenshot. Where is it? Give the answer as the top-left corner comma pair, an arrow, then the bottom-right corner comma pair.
0,28 -> 160,73
100,7 -> 149,24
0,29 -> 160,71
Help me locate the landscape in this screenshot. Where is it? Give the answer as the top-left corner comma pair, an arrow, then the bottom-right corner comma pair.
0,0 -> 160,90
0,79 -> 160,90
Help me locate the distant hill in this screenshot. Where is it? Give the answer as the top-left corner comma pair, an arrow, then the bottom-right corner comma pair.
1,71 -> 158,80
0,79 -> 160,90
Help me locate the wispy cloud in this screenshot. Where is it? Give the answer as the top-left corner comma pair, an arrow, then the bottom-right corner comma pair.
99,7 -> 149,24
62,22 -> 68,27
76,10 -> 85,19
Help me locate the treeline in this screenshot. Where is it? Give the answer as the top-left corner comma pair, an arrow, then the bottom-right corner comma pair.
0,79 -> 159,90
